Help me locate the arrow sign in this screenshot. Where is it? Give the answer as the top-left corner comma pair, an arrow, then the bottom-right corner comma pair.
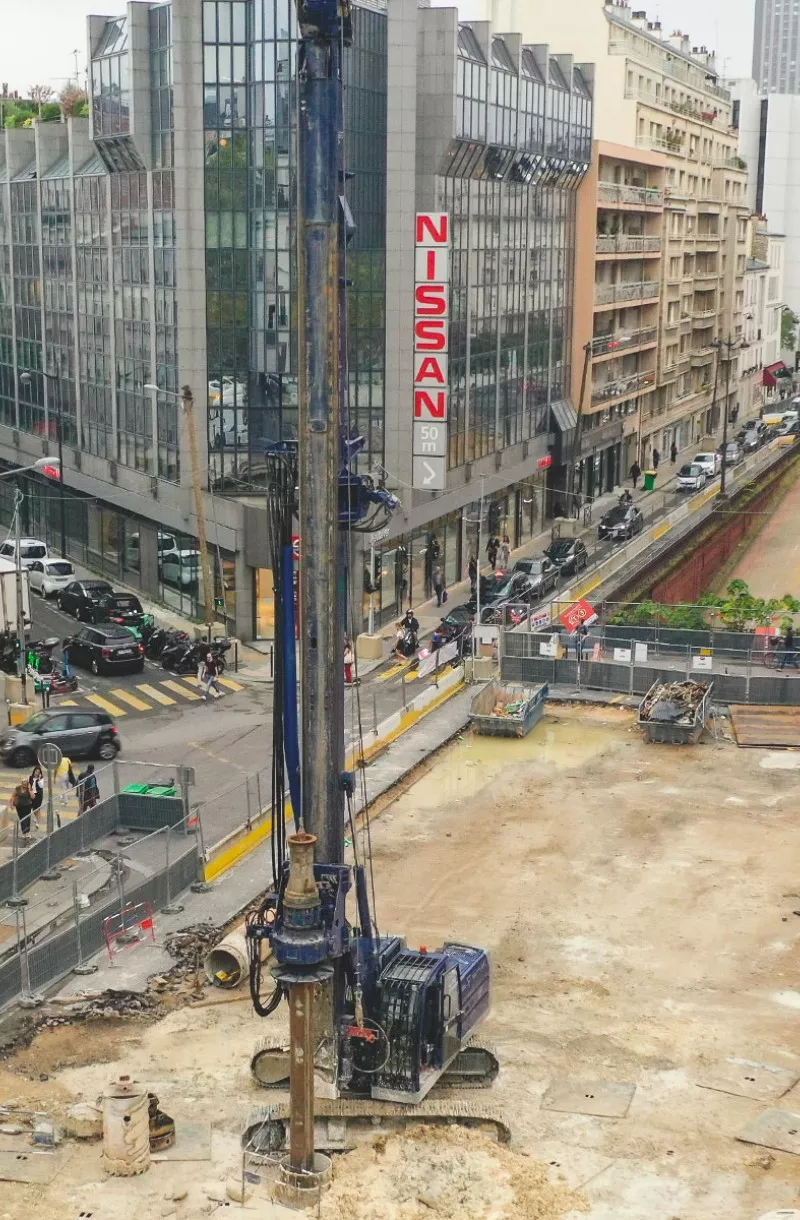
412,455 -> 446,490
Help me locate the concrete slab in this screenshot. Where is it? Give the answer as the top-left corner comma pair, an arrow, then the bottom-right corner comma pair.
737,1109 -> 800,1156
0,1148 -> 71,1184
696,1059 -> 798,1104
525,1139 -> 615,1189
540,1078 -> 636,1119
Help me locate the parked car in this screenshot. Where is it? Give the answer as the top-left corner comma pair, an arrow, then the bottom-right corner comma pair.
65,624 -> 145,676
693,451 -> 722,478
161,548 -> 201,588
740,428 -> 761,451
125,531 -> 180,572
508,556 -> 558,598
27,558 -> 75,598
719,441 -> 743,467
598,504 -> 644,542
542,538 -> 589,578
0,538 -> 48,570
676,463 -> 706,492
0,708 -> 120,767
96,592 -> 148,631
58,580 -> 115,621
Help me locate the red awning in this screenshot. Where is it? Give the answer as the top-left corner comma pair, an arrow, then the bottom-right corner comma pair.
763,360 -> 789,387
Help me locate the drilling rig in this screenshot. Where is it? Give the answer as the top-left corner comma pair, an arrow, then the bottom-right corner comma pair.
244,0 -> 501,1203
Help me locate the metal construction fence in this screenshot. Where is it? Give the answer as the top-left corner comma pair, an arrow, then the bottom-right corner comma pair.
193,764 -> 272,857
0,811 -> 200,1011
502,629 -> 800,705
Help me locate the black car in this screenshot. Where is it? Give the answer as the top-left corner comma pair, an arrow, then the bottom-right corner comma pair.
509,556 -> 558,597
97,592 -> 147,630
58,580 -> 115,621
543,537 -> 589,577
66,624 -> 145,675
597,504 -> 644,542
0,708 -> 120,767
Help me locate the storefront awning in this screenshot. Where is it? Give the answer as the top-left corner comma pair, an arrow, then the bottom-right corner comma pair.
763,361 -> 790,387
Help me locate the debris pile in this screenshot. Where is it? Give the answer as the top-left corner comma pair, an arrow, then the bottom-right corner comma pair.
318,1126 -> 587,1220
161,922 -> 221,979
639,680 -> 708,725
490,699 -> 526,718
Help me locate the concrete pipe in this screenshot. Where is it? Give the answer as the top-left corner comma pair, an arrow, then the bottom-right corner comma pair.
204,930 -> 249,989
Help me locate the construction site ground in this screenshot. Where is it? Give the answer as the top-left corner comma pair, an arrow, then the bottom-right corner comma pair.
1,702 -> 799,1218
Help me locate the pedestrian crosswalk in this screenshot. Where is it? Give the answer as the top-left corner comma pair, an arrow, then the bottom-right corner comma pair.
46,673 -> 246,719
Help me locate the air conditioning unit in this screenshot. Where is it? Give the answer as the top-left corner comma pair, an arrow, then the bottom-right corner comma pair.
150,475 -> 158,498
73,449 -> 81,470
494,450 -> 502,471
522,440 -> 529,459
12,431 -> 19,446
109,461 -> 118,483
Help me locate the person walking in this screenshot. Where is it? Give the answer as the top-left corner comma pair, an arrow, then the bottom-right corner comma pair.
28,764 -> 44,830
77,764 -> 100,813
343,638 -> 355,685
670,440 -> 678,464
498,535 -> 511,569
432,565 -> 446,607
575,623 -> 589,661
11,780 -> 33,841
468,555 -> 478,594
629,461 -> 641,490
55,755 -> 76,827
203,649 -> 224,700
652,447 -> 661,470
778,625 -> 799,669
486,536 -> 499,569
572,492 -> 583,521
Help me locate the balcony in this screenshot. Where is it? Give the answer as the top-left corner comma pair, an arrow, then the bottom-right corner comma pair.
660,362 -> 679,382
690,346 -> 715,368
591,326 -> 658,358
597,181 -> 664,208
594,279 -> 660,306
694,269 -> 719,283
596,234 -> 662,256
691,307 -> 717,321
591,368 -> 656,406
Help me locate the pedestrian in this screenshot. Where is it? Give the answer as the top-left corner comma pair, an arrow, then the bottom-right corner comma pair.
779,625 -> 799,670
28,763 -> 43,829
203,649 -> 224,699
343,638 -> 355,685
468,555 -> 478,593
499,535 -> 511,569
572,492 -> 583,521
575,623 -> 589,661
629,461 -> 641,489
55,755 -> 75,827
77,764 -> 100,813
11,780 -> 33,841
432,565 -> 446,607
553,500 -> 566,519
652,447 -> 661,470
196,653 -> 206,692
670,440 -> 678,464
619,489 -> 632,505
486,536 -> 499,569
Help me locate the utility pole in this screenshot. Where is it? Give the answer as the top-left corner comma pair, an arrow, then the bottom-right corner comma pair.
568,341 -> 592,513
181,385 -> 215,635
14,488 -> 27,703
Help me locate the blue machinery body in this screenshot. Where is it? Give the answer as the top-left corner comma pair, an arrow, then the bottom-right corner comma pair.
247,0 -> 492,1156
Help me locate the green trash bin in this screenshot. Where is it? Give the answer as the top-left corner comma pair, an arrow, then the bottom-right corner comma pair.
643,469 -> 657,491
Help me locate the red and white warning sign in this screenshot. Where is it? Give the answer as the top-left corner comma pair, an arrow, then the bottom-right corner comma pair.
412,212 -> 449,490
558,598 -> 598,634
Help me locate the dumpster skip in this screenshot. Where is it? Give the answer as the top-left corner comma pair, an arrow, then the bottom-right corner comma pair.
638,679 -> 712,744
470,679 -> 548,739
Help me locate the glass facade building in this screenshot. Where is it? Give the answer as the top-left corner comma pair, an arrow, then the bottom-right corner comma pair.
0,0 -> 591,640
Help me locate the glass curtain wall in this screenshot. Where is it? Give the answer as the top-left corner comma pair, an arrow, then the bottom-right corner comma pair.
75,163 -> 114,459
0,167 -> 13,430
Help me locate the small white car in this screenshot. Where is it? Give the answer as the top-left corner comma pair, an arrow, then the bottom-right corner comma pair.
27,558 -> 76,598
0,538 -> 48,569
161,549 -> 201,588
677,463 -> 707,492
692,451 -> 722,478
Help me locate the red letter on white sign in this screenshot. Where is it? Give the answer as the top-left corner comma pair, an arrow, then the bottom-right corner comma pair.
415,213 -> 449,246
414,283 -> 448,316
414,390 -> 448,420
414,319 -> 448,351
414,354 -> 448,386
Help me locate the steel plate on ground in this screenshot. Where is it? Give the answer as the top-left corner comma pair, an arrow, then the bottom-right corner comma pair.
729,705 -> 800,748
695,1059 -> 798,1103
540,1079 -> 636,1119
0,1149 -> 71,1184
150,1122 -> 212,1161
525,1140 -> 615,1189
737,1109 -> 800,1156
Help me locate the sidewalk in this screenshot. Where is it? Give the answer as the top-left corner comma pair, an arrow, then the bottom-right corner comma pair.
363,433 -> 718,656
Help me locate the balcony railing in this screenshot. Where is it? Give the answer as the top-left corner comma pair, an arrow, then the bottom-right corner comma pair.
591,327 -> 658,356
608,35 -> 731,102
692,307 -> 717,320
597,181 -> 663,207
596,234 -> 662,255
594,279 -> 660,305
623,85 -> 733,132
591,369 -> 656,405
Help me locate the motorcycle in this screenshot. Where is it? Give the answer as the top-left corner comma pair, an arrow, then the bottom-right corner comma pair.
394,627 -> 418,658
155,631 -> 191,669
146,626 -> 185,660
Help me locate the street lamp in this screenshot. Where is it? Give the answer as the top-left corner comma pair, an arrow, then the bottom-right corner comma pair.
19,369 -> 66,558
710,336 -> 741,498
0,458 -> 61,702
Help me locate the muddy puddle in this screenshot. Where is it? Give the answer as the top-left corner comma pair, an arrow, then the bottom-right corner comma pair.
391,708 -> 630,814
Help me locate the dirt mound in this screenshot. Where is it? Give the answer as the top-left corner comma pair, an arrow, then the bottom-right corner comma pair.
318,1125 -> 587,1220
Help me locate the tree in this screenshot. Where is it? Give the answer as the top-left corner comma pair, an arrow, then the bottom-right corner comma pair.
29,84 -> 54,115
59,83 -> 88,118
706,579 -> 800,632
781,307 -> 798,353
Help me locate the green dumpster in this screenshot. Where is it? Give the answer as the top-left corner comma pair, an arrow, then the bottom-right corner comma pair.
643,469 -> 657,491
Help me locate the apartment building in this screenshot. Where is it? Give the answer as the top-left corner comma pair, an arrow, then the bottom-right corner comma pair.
490,0 -> 750,483
739,219 -> 786,416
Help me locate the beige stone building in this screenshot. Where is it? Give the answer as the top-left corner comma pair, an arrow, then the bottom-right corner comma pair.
490,0 -> 750,495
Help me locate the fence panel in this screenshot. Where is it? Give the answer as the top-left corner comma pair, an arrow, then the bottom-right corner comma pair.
0,953 -> 22,1009
117,793 -> 185,832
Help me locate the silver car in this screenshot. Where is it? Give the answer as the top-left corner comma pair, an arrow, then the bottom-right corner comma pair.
0,710 -> 120,768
